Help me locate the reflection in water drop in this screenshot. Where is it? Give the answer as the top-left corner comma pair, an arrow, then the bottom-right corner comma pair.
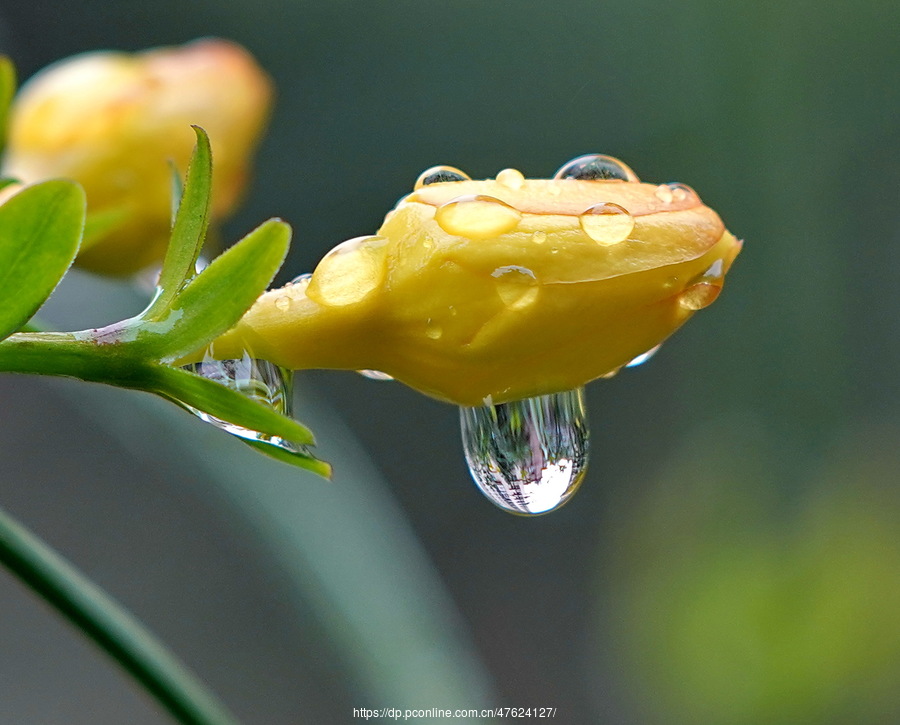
184,356 -> 305,454
306,235 -> 386,307
460,388 -> 589,515
435,195 -> 522,239
579,202 -> 634,245
357,369 -> 394,381
679,282 -> 721,310
553,153 -> 639,182
414,165 -> 471,189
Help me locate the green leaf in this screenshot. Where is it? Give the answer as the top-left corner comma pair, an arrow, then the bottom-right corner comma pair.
0,177 -> 19,191
144,364 -> 316,445
144,126 -> 212,318
0,180 -> 85,341
139,218 -> 290,361
0,56 -> 16,157
241,438 -> 333,478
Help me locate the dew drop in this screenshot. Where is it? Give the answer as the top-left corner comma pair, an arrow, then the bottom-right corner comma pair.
654,184 -> 674,204
358,369 -> 394,381
678,282 -> 722,310
414,165 -> 471,189
492,265 -> 539,310
532,231 -> 547,244
496,168 -> 525,190
655,182 -> 698,204
306,235 -> 386,307
579,202 -> 634,245
183,356 -> 305,454
425,319 -> 443,339
274,295 -> 291,311
435,195 -> 522,239
626,343 -> 662,368
553,154 -> 639,182
460,388 -> 589,515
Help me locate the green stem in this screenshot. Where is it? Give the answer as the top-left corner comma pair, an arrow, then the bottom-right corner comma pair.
0,503 -> 241,725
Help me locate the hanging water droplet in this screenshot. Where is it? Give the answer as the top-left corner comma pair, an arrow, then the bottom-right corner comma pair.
492,265 -> 539,310
414,165 -> 471,189
496,168 -> 525,190
460,388 -> 589,515
435,195 -> 522,239
626,343 -> 662,368
357,369 -> 394,381
183,356 -> 305,454
553,154 -> 639,182
579,202 -> 634,245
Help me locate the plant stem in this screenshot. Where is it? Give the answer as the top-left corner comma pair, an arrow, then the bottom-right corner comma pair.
0,503 -> 241,725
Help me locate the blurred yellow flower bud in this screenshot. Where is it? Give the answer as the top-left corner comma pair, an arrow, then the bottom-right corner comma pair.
205,157 -> 742,407
2,38 -> 273,275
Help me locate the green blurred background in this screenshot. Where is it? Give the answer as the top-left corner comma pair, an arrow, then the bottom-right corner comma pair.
1,1 -> 899,723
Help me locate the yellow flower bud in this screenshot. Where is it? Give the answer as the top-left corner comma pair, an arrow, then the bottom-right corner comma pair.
206,159 -> 742,406
2,39 -> 273,275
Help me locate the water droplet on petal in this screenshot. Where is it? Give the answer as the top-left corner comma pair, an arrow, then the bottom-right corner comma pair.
492,265 -> 539,310
414,165 -> 471,189
579,202 -> 634,245
532,231 -> 547,244
553,154 -> 639,182
667,182 -> 698,202
626,343 -> 662,368
496,168 -> 525,190
290,272 -> 312,286
679,282 -> 722,310
357,369 -> 394,381
184,356 -> 305,454
435,195 -> 522,239
460,388 -> 589,515
654,184 -> 674,204
306,235 -> 386,307
425,319 -> 443,339
274,295 -> 291,311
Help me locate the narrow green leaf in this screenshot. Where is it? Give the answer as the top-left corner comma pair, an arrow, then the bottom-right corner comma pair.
144,126 -> 212,319
139,219 -> 290,361
0,180 -> 85,341
241,438 -> 333,478
146,364 -> 315,445
0,56 -> 16,157
169,160 -> 184,227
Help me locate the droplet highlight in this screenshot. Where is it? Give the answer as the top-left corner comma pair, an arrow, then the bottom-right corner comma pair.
496,168 -> 525,190
435,195 -> 522,239
553,154 -> 639,182
492,265 -> 539,310
414,165 -> 471,189
579,202 -> 634,245
460,388 -> 589,515
357,369 -> 394,381
425,319 -> 443,339
274,295 -> 291,311
184,356 -> 305,454
626,343 -> 662,368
